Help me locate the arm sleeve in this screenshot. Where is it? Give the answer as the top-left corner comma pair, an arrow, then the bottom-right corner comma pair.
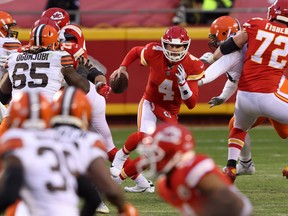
120,46 -> 144,67
201,53 -> 239,85
77,174 -> 102,216
219,80 -> 238,102
87,67 -> 104,83
0,164 -> 24,212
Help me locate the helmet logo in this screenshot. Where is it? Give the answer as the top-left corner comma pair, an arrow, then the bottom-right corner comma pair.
51,12 -> 65,21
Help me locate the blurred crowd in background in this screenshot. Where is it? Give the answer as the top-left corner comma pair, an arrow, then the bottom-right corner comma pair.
0,0 -> 272,28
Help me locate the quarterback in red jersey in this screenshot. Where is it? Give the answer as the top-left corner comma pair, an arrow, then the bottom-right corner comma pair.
210,0 -> 288,182
137,123 -> 253,216
110,26 -> 204,192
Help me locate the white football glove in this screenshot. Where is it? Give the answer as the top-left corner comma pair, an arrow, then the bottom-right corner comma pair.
175,64 -> 187,85
0,55 -> 8,68
208,96 -> 225,108
200,52 -> 215,64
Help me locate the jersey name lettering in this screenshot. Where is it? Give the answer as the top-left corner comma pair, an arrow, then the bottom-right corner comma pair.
264,23 -> 288,35
16,53 -> 49,61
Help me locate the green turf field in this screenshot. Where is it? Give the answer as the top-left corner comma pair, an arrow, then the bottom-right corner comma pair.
104,125 -> 288,216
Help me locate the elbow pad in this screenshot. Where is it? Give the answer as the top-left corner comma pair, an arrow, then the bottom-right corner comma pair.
220,37 -> 240,55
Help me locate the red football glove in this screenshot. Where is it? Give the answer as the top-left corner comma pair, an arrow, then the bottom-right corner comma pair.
118,203 -> 139,216
95,82 -> 111,99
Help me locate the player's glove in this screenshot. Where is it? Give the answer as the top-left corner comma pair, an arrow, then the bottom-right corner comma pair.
175,64 -> 193,100
95,82 -> 111,99
175,64 -> 187,85
200,52 -> 215,64
208,96 -> 225,108
78,56 -> 93,70
118,203 -> 139,216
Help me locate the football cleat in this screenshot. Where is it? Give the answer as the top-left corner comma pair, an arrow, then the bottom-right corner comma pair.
96,202 -> 110,214
236,160 -> 255,175
124,180 -> 155,193
223,166 -> 237,183
282,166 -> 288,179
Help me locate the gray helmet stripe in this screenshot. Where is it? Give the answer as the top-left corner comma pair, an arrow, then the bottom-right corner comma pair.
62,87 -> 76,115
34,24 -> 45,46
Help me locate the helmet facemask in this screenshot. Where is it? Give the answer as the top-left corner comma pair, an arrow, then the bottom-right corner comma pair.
161,39 -> 190,62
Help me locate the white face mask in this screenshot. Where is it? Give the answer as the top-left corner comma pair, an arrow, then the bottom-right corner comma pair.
58,29 -> 66,43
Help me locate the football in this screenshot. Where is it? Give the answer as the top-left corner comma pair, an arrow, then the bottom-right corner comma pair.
110,72 -> 128,94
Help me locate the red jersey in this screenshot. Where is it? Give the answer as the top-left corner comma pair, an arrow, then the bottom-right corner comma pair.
157,154 -> 233,216
141,42 -> 204,115
239,18 -> 288,93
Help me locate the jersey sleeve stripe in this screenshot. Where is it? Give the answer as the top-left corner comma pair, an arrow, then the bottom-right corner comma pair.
3,42 -> 21,50
92,140 -> 107,152
140,49 -> 148,66
187,71 -> 205,81
61,55 -> 74,67
186,158 -> 215,187
0,138 -> 23,155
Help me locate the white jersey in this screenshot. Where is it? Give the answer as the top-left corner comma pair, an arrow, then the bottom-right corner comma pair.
0,128 -> 79,216
0,37 -> 21,121
201,45 -> 247,101
0,37 -> 21,79
6,50 -> 72,102
51,125 -> 108,173
1,127 -> 107,216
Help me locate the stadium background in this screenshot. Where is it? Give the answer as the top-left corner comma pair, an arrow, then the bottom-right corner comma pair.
1,0 -> 271,123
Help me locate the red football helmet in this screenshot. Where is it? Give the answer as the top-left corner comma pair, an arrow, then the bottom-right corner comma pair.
41,7 -> 70,28
32,17 -> 60,33
161,26 -> 191,62
60,24 -> 87,60
208,16 -> 240,51
0,11 -> 18,38
267,0 -> 288,24
137,123 -> 196,177
51,87 -> 92,130
29,24 -> 59,50
9,91 -> 53,129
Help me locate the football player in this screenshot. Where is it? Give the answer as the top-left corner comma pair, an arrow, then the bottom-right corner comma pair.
137,123 -> 253,216
205,0 -> 288,182
200,15 -> 288,180
110,25 -> 204,192
0,24 -> 89,136
0,11 -> 21,123
0,91 -> 101,216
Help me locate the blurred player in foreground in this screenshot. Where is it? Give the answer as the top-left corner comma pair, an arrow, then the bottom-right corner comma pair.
137,123 -> 253,216
0,91 -> 100,216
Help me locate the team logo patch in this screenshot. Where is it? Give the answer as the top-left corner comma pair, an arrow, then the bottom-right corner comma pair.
51,12 -> 64,21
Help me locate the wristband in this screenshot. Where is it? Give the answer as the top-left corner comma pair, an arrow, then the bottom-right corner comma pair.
178,82 -> 192,100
